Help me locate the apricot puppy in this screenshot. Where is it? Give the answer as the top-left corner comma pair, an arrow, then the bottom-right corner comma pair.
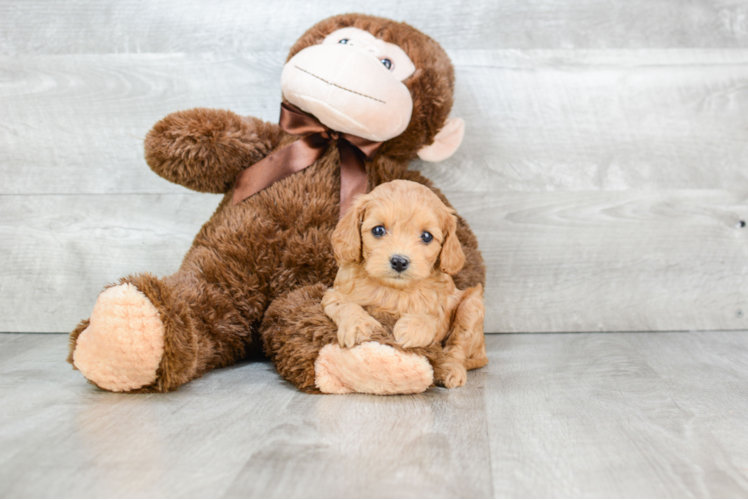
322,180 -> 488,388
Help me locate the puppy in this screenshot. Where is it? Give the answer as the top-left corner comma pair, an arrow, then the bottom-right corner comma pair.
322,180 -> 488,388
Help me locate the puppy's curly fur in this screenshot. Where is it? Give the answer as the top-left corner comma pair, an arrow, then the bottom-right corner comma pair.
322,180 -> 488,388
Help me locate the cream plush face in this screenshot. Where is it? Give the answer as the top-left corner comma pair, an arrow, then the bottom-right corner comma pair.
280,27 -> 415,142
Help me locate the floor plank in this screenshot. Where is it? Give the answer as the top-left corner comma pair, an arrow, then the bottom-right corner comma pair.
2,0 -> 747,55
0,333 -> 60,365
628,332 -> 748,479
224,374 -> 492,498
1,332 -> 747,497
0,334 -> 493,498
485,332 -> 748,498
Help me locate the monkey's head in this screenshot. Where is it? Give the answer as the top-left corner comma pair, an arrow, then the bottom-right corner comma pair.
281,14 -> 464,163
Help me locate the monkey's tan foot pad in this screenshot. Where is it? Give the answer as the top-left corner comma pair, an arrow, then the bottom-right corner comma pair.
314,341 -> 433,395
72,283 -> 165,392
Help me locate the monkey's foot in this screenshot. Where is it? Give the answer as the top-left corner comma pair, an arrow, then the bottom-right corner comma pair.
314,341 -> 433,395
72,284 -> 165,392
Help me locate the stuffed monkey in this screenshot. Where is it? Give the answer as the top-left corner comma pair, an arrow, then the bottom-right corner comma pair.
67,13 -> 486,394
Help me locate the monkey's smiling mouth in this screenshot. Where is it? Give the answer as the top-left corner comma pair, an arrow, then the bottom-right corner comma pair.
294,66 -> 386,104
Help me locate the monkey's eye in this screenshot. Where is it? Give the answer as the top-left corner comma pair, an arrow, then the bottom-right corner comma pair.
380,58 -> 393,70
338,39 -> 349,44
372,226 -> 386,238
421,231 -> 433,244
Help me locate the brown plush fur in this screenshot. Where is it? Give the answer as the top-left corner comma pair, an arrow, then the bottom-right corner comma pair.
68,13 -> 485,393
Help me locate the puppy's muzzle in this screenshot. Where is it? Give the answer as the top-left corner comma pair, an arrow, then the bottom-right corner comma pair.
390,255 -> 410,273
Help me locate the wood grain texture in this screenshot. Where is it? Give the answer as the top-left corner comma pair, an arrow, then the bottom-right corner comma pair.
627,332 -> 748,476
418,49 -> 748,192
0,333 -> 492,498
2,50 -> 747,195
2,191 -> 745,334
0,53 -> 285,195
2,0 -> 748,55
450,190 -> 748,333
486,332 -> 748,498
0,194 -> 220,332
2,333 -> 748,497
224,373 -> 492,498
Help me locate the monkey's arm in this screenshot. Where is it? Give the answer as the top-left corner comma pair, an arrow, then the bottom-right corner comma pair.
144,108 -> 286,193
322,288 -> 385,348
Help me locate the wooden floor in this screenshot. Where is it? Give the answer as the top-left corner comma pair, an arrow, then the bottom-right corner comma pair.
1,332 -> 747,498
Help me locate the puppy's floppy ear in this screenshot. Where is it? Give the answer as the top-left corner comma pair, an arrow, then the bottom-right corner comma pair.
439,211 -> 465,275
331,195 -> 368,264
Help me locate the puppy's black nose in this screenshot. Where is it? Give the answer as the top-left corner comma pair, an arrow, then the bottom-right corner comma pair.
390,255 -> 410,273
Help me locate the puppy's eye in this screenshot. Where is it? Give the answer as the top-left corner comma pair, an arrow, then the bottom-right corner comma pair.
372,226 -> 386,238
339,39 -> 349,44
380,58 -> 393,70
421,231 -> 433,243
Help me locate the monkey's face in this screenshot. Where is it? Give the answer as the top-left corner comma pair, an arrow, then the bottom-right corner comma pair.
281,27 -> 415,142
283,14 -> 464,162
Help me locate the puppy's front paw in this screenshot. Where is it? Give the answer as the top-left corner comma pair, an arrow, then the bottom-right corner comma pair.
338,314 -> 384,348
393,314 -> 437,348
436,365 -> 468,389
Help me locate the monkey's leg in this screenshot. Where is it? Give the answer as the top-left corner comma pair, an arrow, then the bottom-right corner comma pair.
433,284 -> 488,388
261,284 -> 434,395
68,270 -> 264,393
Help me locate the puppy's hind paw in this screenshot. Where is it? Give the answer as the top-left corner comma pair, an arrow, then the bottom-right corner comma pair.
436,365 -> 467,389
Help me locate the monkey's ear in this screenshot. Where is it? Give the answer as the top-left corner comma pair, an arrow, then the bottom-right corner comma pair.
417,117 -> 465,162
439,212 -> 465,275
331,196 -> 367,264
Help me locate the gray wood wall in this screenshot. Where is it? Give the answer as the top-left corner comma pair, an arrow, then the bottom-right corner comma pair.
1,0 -> 747,333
